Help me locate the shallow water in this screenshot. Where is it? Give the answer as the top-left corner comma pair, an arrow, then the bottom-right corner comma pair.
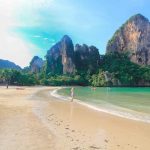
57,87 -> 150,122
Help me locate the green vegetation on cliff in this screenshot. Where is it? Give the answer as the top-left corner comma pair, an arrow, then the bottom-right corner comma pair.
101,52 -> 150,86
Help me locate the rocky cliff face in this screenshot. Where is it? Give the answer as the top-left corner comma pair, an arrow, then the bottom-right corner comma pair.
46,35 -> 75,75
107,14 -> 150,65
75,44 -> 100,74
46,35 -> 100,75
30,56 -> 44,73
61,35 -> 75,74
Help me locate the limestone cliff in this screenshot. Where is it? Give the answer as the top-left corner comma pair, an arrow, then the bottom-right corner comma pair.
46,35 -> 101,75
46,35 -> 75,75
75,44 -> 100,74
61,35 -> 75,74
30,56 -> 44,73
107,14 -> 150,65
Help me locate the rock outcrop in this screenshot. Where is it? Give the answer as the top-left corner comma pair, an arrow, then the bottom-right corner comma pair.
46,35 -> 101,75
0,59 -> 21,70
75,44 -> 100,74
107,14 -> 150,65
30,56 -> 44,73
61,35 -> 75,74
46,35 -> 75,75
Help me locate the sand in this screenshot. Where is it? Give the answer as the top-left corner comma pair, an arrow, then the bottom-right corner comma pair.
0,86 -> 150,150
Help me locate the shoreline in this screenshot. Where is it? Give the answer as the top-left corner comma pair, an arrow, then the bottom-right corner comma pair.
53,87 -> 150,124
0,86 -> 150,150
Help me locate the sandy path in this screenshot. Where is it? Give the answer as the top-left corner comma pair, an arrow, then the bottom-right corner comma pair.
0,86 -> 150,150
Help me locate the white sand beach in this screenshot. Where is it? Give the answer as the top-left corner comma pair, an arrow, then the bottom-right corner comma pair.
0,86 -> 150,150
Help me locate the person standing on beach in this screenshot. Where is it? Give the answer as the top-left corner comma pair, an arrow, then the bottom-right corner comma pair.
71,87 -> 74,102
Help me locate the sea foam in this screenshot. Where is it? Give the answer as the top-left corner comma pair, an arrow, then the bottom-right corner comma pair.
50,87 -> 150,124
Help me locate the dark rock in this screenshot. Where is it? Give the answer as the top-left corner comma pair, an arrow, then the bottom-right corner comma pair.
46,42 -> 63,74
30,56 -> 44,73
46,35 -> 101,75
61,35 -> 75,74
75,44 -> 100,74
107,14 -> 150,65
46,35 -> 75,75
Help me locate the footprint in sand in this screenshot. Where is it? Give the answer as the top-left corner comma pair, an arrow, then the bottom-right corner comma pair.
49,114 -> 54,117
48,118 -> 53,121
89,145 -> 101,149
72,147 -> 80,150
104,139 -> 109,143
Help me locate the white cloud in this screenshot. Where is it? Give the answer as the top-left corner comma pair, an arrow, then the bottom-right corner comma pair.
0,30 -> 39,68
32,35 -> 42,38
0,0 -> 50,67
44,38 -> 49,40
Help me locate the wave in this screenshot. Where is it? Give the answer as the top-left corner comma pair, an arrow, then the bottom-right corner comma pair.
50,87 -> 150,124
50,87 -> 71,100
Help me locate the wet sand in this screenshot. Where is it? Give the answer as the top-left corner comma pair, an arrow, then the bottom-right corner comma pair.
0,86 -> 150,150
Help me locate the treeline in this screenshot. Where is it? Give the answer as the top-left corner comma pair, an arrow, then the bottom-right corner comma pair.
0,69 -> 88,86
91,52 -> 150,86
0,69 -> 38,86
0,52 -> 150,87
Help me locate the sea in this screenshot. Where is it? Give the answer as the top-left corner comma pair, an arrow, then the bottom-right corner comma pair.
52,87 -> 150,123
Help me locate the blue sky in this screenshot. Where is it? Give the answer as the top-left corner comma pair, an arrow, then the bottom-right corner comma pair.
0,0 -> 150,67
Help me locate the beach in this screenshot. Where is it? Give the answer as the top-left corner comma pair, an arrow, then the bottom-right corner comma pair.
0,86 -> 150,150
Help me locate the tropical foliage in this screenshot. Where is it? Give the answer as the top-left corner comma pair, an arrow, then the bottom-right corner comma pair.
0,52 -> 150,87
101,52 -> 150,86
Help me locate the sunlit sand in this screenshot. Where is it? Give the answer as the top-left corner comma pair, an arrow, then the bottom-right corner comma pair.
0,86 -> 150,150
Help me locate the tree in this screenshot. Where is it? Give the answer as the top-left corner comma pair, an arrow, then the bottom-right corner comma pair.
1,69 -> 12,88
101,52 -> 150,86
90,70 -> 107,87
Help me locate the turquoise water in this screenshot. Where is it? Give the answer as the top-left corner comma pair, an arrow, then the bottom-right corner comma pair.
57,87 -> 150,118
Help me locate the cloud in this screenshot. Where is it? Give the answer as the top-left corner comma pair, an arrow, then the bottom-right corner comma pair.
1,0 -> 149,60
32,35 -> 42,38
0,30 -> 40,67
44,37 -> 49,40
0,0 -> 49,67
